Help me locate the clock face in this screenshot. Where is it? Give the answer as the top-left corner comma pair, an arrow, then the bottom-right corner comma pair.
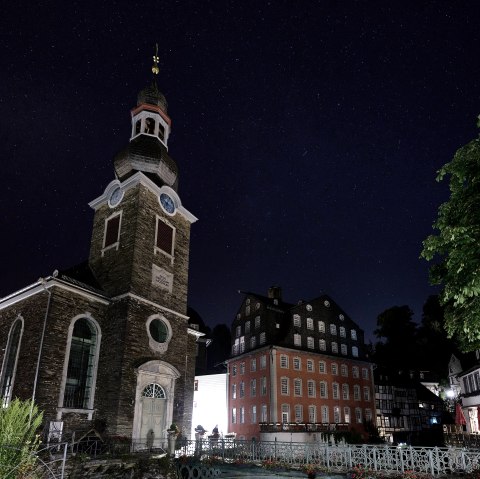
160,193 -> 175,214
109,187 -> 122,207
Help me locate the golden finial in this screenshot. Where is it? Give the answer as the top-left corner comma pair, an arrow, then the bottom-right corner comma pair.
152,43 -> 160,75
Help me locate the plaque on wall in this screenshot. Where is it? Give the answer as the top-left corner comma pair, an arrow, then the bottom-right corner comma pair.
152,264 -> 173,292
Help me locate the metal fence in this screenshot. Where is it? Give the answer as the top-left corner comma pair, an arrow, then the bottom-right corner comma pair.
176,438 -> 480,476
0,443 -> 68,479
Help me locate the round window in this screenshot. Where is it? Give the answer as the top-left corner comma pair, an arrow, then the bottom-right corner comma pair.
149,319 -> 168,343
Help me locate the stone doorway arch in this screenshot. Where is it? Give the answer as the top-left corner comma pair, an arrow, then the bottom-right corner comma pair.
132,360 -> 180,447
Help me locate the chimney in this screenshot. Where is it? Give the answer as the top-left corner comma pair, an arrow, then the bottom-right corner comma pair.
268,286 -> 282,300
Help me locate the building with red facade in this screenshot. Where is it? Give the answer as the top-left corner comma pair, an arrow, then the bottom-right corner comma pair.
226,287 -> 375,440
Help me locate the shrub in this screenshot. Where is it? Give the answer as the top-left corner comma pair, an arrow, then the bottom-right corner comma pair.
0,399 -> 43,478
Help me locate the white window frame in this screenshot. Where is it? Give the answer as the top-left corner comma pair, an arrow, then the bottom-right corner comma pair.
319,339 -> 326,351
280,355 -> 289,369
318,321 -> 325,333
154,215 -> 175,263
307,380 -> 316,398
319,361 -> 326,373
102,211 -> 122,256
294,378 -> 302,397
58,314 -> 102,420
0,316 -> 24,407
293,357 -> 301,370
307,359 -> 314,372
293,314 -> 301,327
307,317 -> 314,330
294,334 -> 301,346
307,336 -> 314,349
352,346 -> 359,357
281,377 -> 289,395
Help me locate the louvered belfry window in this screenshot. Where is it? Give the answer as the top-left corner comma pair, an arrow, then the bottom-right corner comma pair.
104,215 -> 120,248
156,218 -> 173,255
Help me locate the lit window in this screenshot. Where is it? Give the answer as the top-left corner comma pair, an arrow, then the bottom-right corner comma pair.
339,327 -> 346,338
318,321 -> 325,333
330,324 -> 337,335
308,380 -> 316,397
250,336 -> 256,349
332,382 -> 339,399
355,407 -> 362,423
307,360 -> 314,372
319,361 -> 326,373
280,355 -> 289,368
63,317 -> 100,409
319,339 -> 326,351
332,342 -> 338,353
334,406 -> 341,423
321,405 -> 329,423
342,383 -> 349,400
344,407 -> 351,423
251,405 -> 257,423
239,336 -> 245,353
363,386 -> 370,401
261,404 -> 268,422
281,377 -> 289,395
307,336 -> 314,349
294,378 -> 302,396
351,329 -> 357,340
352,346 -> 359,357
365,409 -> 372,422
0,318 -> 23,407
293,357 -> 301,370
260,355 -> 266,369
294,334 -> 301,346
155,216 -> 174,258
103,212 -> 122,253
232,384 -> 237,399
354,385 -> 360,400
261,377 -> 267,396
331,363 -> 338,375
341,344 -> 347,355
295,404 -> 303,422
307,318 -> 314,330
281,404 -> 290,423
293,314 -> 301,327
320,381 -> 328,398
240,406 -> 245,424
341,364 -> 348,377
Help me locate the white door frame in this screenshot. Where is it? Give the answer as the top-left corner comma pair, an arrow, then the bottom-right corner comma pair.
132,360 -> 180,442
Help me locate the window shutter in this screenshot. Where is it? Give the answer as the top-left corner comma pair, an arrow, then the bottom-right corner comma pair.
156,219 -> 173,254
105,215 -> 120,247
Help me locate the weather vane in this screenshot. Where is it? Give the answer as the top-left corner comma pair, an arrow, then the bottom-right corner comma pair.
152,43 -> 160,76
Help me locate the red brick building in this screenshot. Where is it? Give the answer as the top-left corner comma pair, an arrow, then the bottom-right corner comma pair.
226,288 -> 375,440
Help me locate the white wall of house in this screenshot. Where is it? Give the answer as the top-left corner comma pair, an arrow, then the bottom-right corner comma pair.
191,373 -> 228,438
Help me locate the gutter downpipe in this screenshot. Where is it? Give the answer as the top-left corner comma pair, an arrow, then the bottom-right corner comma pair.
30,277 -> 52,422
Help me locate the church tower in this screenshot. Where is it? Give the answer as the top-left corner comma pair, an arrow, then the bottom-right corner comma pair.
86,53 -> 199,440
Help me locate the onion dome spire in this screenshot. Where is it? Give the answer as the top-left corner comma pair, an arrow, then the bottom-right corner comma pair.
113,46 -> 178,189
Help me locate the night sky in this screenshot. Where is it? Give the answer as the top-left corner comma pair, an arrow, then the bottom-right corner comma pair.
2,2 -> 480,342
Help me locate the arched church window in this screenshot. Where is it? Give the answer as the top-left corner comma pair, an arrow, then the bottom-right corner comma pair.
64,317 -> 99,409
144,117 -> 155,134
135,119 -> 141,135
0,318 -> 23,407
142,383 -> 166,399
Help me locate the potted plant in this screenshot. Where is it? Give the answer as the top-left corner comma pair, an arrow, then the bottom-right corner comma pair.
167,423 -> 179,456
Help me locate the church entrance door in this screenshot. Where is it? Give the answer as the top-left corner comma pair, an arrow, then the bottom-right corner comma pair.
140,383 -> 166,447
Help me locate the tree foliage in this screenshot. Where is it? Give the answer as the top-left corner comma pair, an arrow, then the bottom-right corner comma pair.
421,125 -> 480,351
